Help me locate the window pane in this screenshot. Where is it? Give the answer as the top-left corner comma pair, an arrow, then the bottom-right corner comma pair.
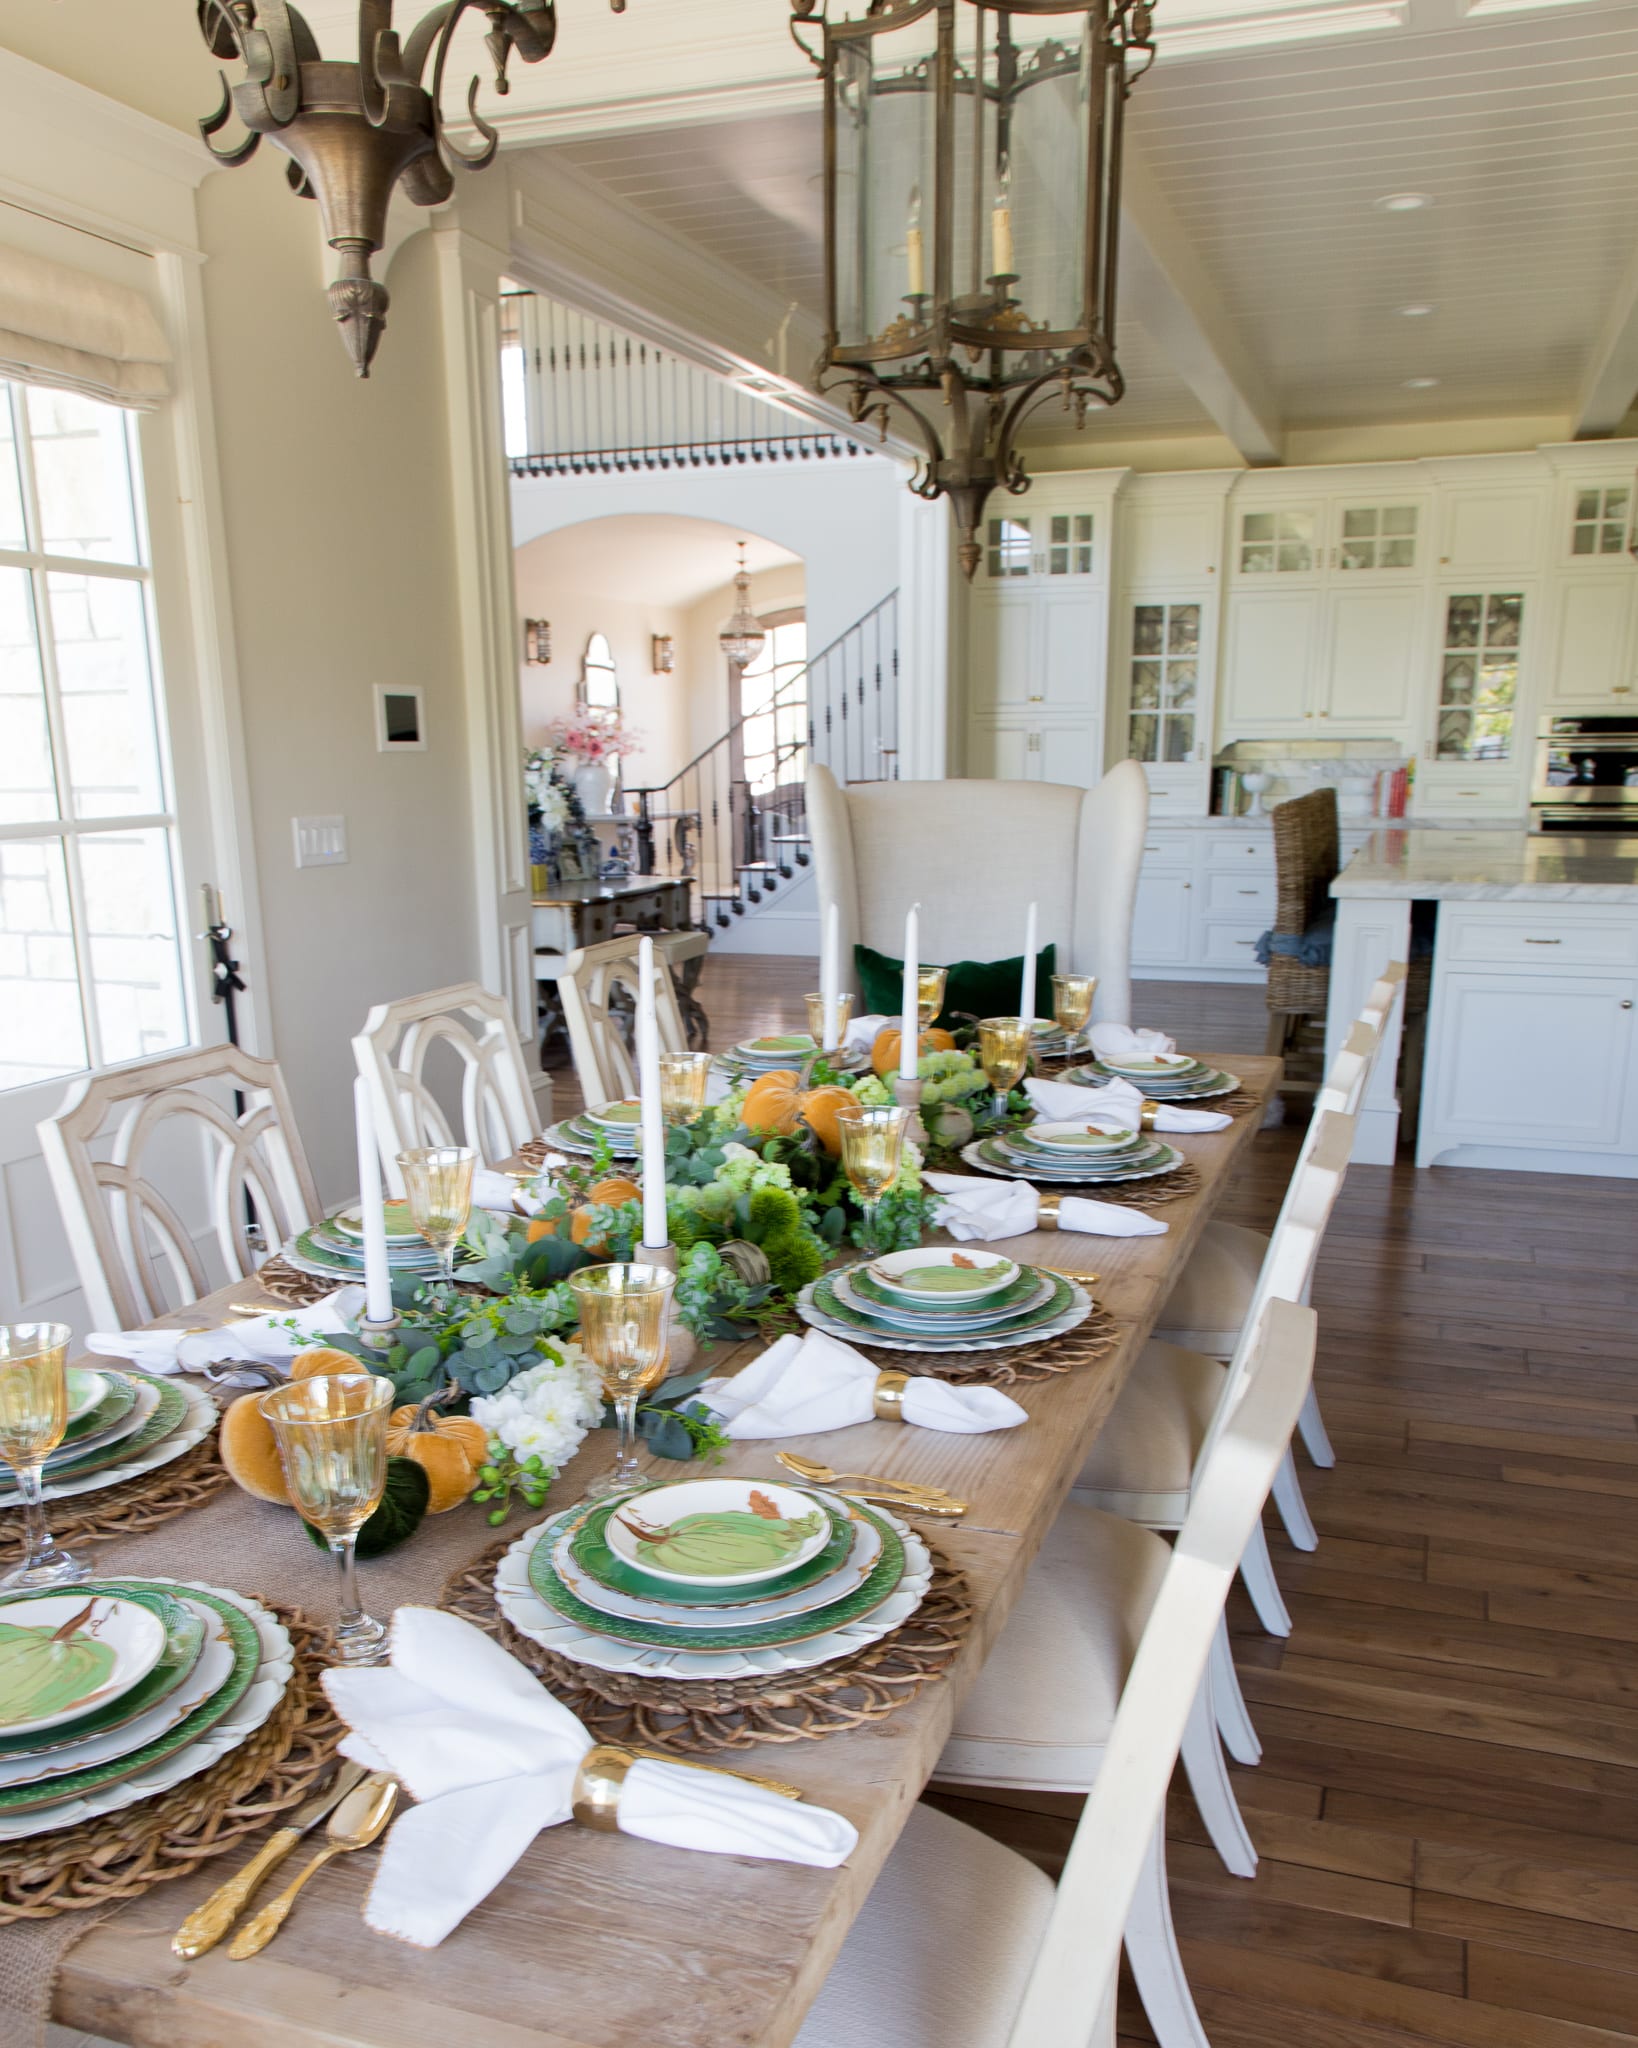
1572,526 -> 1595,556
1132,607 -> 1164,656
1242,513 -> 1274,542
1163,715 -> 1194,762
1485,594 -> 1522,647
0,566 -> 56,824
80,827 -> 187,1065
1130,661 -> 1160,709
1165,662 -> 1197,709
47,572 -> 165,817
1342,508 -> 1377,538
1382,506 -> 1417,536
1168,605 -> 1200,655
0,392 -> 24,551
25,386 -> 141,565
1128,714 -> 1158,762
1445,596 -> 1482,647
1576,490 -> 1600,521
0,838 -> 86,1089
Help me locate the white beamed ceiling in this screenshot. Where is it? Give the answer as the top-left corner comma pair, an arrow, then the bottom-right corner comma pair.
304,0 -> 1638,446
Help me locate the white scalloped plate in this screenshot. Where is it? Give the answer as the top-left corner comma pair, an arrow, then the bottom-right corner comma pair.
10,1382 -> 217,1505
495,1509 -> 932,1682
0,1580 -> 293,1844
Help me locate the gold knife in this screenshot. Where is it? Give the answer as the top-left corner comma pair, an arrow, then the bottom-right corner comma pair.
172,1760 -> 368,1958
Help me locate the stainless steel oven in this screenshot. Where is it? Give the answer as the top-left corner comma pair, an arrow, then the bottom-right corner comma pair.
1531,716 -> 1638,832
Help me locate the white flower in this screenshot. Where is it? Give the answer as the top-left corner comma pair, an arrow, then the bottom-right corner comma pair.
470,1340 -> 604,1473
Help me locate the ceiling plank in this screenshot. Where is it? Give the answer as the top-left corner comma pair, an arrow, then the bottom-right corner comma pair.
1573,244 -> 1638,437
1118,142 -> 1285,465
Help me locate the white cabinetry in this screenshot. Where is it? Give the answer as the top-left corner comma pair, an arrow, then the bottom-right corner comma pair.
1130,824 -> 1369,982
1220,487 -> 1429,742
1418,904 -> 1638,1172
1543,474 -> 1638,710
966,478 -> 1121,792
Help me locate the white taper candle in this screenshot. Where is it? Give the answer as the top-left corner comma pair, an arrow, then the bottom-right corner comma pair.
821,900 -> 840,1050
637,935 -> 668,1248
353,1075 -> 392,1327
900,901 -> 920,1084
1020,900 -> 1038,1028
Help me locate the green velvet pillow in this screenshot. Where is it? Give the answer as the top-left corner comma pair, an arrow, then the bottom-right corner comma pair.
855,941 -> 1057,1027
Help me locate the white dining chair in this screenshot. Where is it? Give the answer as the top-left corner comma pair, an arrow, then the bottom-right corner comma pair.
37,1044 -> 321,1330
533,934 -> 691,1109
353,983 -> 544,1200
794,1298 -> 1319,2048
805,761 -> 1149,1027
1073,1107 -> 1355,1682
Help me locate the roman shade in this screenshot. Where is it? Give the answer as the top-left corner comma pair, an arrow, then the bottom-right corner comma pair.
0,243 -> 171,409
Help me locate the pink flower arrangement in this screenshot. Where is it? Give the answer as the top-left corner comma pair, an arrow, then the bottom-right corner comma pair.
544,712 -> 642,765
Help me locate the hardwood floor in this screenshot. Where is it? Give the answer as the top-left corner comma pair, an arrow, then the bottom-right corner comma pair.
569,953 -> 1638,2045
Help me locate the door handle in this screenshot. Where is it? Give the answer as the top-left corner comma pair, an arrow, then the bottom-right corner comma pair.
1622,999 -> 1634,1010
1237,888 -> 1259,896
1523,938 -> 1561,945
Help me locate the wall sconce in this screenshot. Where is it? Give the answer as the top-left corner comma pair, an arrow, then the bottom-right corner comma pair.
652,634 -> 676,674
523,619 -> 552,665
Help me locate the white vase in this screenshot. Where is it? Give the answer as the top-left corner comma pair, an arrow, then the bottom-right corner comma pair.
573,761 -> 614,816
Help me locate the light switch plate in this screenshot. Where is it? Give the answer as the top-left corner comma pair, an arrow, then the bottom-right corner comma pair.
293,814 -> 348,868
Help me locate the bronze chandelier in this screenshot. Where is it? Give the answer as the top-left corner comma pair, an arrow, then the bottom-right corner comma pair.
193,0 -> 622,376
792,0 -> 1155,576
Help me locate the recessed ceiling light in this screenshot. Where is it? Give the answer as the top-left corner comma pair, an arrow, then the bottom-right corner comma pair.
1398,303 -> 1435,317
1376,192 -> 1432,212
1403,376 -> 1440,389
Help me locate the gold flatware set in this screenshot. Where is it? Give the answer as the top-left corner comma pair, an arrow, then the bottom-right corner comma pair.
774,1450 -> 969,1516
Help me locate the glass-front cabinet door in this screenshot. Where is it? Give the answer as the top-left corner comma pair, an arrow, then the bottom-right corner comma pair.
1569,484 -> 1631,559
1046,513 -> 1095,577
1335,502 -> 1419,571
1436,591 -> 1523,761
984,514 -> 1033,580
1127,601 -> 1200,765
1236,506 -> 1317,576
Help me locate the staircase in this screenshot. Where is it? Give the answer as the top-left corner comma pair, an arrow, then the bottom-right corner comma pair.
625,592 -> 899,937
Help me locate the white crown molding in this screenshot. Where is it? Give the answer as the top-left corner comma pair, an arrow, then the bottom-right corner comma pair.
485,76 -> 818,150
0,48 -> 210,257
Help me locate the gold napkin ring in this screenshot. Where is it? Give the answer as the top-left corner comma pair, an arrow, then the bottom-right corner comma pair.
1037,1194 -> 1063,1230
572,1744 -> 634,1832
1139,1101 -> 1159,1131
872,1369 -> 910,1421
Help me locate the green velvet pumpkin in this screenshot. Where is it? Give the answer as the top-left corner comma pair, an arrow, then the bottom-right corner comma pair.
302,1456 -> 430,1559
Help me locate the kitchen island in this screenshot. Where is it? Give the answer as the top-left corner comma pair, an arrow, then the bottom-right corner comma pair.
1327,829 -> 1638,1172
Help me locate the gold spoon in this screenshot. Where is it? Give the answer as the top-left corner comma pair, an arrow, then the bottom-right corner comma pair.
774,1452 -> 968,1513
227,1774 -> 398,1959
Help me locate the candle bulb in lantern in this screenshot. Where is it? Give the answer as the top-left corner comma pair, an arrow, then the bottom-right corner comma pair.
821,900 -> 840,1050
900,902 -> 920,1084
637,935 -> 668,1248
1020,900 -> 1038,1030
991,154 -> 1014,280
906,184 -> 925,298
353,1076 -> 393,1329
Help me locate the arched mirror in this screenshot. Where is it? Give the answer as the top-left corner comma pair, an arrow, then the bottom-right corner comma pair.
579,632 -> 620,714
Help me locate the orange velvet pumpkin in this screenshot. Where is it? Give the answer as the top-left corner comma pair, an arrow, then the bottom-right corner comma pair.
741,1069 -> 806,1136
385,1405 -> 489,1513
525,1174 -> 643,1248
869,1026 -> 955,1079
221,1351 -> 362,1504
800,1084 -> 863,1157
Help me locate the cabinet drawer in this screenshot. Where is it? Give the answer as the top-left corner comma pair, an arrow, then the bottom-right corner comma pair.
1199,921 -> 1267,969
1203,834 -> 1274,868
1440,910 -> 1638,972
1139,830 -> 1195,867
1205,872 -> 1276,916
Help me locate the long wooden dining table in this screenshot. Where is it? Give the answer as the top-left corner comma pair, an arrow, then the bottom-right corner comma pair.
46,1054 -> 1280,2048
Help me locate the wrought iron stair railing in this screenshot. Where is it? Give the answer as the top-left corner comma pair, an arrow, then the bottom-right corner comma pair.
625,592 -> 899,930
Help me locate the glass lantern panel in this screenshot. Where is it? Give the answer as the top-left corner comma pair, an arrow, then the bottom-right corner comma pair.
835,18 -> 938,355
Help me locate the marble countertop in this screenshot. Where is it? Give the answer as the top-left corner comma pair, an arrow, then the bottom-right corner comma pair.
1160,812 -> 1526,832
1332,828 -> 1638,901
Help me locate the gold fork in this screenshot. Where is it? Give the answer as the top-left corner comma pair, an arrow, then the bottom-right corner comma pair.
775,1452 -> 968,1513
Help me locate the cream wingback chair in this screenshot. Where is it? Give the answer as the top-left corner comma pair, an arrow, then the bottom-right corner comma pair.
805,763 -> 1149,1026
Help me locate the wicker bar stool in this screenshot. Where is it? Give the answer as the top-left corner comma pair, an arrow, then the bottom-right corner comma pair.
1263,789 -> 1338,1066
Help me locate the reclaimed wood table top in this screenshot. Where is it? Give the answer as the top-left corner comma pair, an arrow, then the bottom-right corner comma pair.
52,1055 -> 1280,2048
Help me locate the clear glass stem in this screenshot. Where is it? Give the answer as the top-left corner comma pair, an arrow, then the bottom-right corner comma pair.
332,1532 -> 364,1635
993,1088 -> 1011,1125
16,1462 -> 48,1573
613,1393 -> 640,1482
861,1196 -> 881,1254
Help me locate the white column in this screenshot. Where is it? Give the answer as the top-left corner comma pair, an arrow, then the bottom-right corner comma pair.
894,477 -> 955,781
432,176 -> 542,1103
1327,896 -> 1411,1166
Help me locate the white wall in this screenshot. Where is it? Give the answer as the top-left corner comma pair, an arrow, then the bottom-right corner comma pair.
511,456 -> 902,687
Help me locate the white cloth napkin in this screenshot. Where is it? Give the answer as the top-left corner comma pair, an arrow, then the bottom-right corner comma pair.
472,1167 -> 546,1216
86,1284 -> 365,1385
841,1012 -> 893,1056
923,1170 -> 1167,1241
702,1329 -> 1027,1435
324,1607 -> 858,1947
1024,1073 -> 1231,1135
1088,1022 -> 1177,1061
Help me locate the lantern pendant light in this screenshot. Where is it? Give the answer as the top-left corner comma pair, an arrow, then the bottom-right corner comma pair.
792,0 -> 1156,577
718,544 -> 768,669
